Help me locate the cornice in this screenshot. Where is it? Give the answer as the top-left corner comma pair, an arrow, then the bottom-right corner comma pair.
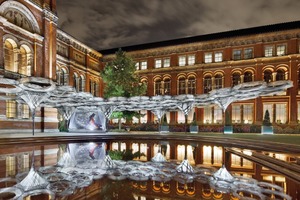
43,9 -> 58,25
104,30 -> 300,60
57,29 -> 102,60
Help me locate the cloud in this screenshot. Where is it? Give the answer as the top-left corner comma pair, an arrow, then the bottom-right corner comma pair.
56,0 -> 300,50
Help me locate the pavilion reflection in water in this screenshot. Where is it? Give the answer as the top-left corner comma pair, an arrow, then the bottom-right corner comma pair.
0,140 -> 298,200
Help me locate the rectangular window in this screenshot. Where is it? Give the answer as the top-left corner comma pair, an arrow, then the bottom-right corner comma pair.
178,55 -> 186,66
276,103 -> 287,124
233,50 -> 242,60
135,62 -> 139,70
243,104 -> 253,124
188,55 -> 195,65
155,59 -> 162,68
6,155 -> 16,176
276,44 -> 286,56
263,104 -> 273,123
22,153 -> 30,172
6,98 -> 17,119
214,106 -> 223,124
163,58 -> 170,67
232,104 -> 241,123
204,107 -> 212,124
244,48 -> 253,59
141,61 -> 147,70
264,46 -> 273,57
22,104 -> 30,119
215,52 -> 223,62
204,52 -> 212,63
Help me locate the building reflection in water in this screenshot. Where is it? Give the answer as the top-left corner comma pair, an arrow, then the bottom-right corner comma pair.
0,140 -> 299,199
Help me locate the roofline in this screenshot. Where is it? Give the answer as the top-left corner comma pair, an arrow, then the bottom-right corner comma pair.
99,20 -> 300,55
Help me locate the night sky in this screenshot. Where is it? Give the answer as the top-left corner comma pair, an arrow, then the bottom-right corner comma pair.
56,0 -> 300,51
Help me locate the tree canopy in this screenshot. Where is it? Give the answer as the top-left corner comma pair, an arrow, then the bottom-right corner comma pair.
101,49 -> 146,98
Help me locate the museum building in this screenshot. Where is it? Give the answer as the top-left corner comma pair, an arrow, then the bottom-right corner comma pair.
101,20 -> 300,132
0,0 -> 102,132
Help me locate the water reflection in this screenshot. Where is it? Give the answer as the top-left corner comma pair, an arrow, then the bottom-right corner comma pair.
0,142 -> 299,200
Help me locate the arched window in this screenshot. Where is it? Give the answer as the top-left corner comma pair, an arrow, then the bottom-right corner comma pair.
90,80 -> 99,97
264,70 -> 272,83
154,79 -> 162,95
232,72 -> 241,86
57,68 -> 69,86
73,73 -> 79,92
178,77 -> 186,95
187,76 -> 196,94
164,78 -> 171,95
4,39 -> 15,72
214,74 -> 223,89
244,71 -> 253,83
276,69 -> 285,81
203,76 -> 212,93
18,45 -> 32,76
79,75 -> 85,92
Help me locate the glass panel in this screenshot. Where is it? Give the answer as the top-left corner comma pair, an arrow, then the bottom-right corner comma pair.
155,59 -> 161,68
178,56 -> 186,66
232,105 -> 241,123
263,104 -> 273,123
204,107 -> 212,124
243,104 -> 253,124
215,52 -> 222,62
188,55 -> 195,65
163,58 -> 170,67
276,104 -> 287,124
214,106 -> 223,124
265,46 -> 273,57
204,53 -> 212,63
233,50 -> 242,60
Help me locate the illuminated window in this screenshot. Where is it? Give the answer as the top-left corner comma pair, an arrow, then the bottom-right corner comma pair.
4,39 -> 15,72
188,55 -> 195,65
243,104 -> 253,124
263,104 -> 273,123
203,146 -> 212,164
232,104 -> 241,123
276,104 -> 287,124
244,48 -> 253,59
233,49 -> 242,60
154,79 -> 162,95
141,61 -> 147,70
231,154 -> 241,167
178,77 -> 186,95
19,45 -> 32,76
204,52 -> 212,63
163,58 -> 170,67
164,78 -> 171,95
22,104 -> 30,119
204,107 -> 212,124
155,59 -> 162,68
6,155 -> 16,176
22,153 -> 30,172
135,62 -> 139,70
264,46 -> 274,57
214,74 -> 223,89
187,77 -> 196,94
213,106 -> 223,124
203,76 -> 212,93
276,44 -> 286,56
213,146 -> 223,165
177,145 -> 185,161
214,52 -> 223,62
178,55 -> 186,66
6,98 -> 17,119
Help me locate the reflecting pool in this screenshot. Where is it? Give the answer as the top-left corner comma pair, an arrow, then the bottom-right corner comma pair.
0,138 -> 299,200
